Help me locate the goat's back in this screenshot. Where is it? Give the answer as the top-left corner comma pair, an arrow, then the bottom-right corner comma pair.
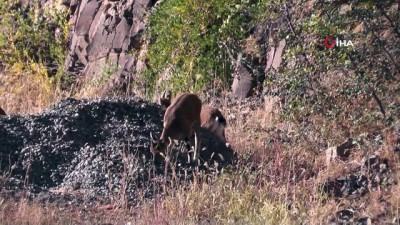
161,93 -> 202,139
200,106 -> 226,140
201,106 -> 226,127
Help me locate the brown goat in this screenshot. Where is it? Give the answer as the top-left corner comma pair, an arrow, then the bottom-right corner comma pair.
150,93 -> 202,162
200,106 -> 227,141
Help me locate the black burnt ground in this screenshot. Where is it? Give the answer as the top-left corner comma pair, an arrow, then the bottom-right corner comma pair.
0,98 -> 235,203
0,98 -> 161,197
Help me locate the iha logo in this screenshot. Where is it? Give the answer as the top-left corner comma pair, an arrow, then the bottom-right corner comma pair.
323,36 -> 354,49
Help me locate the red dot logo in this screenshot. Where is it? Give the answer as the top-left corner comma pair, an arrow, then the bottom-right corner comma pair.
324,36 -> 336,49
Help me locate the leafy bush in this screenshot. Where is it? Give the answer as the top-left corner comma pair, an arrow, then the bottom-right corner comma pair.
144,0 -> 268,96
264,0 -> 399,133
0,0 -> 69,77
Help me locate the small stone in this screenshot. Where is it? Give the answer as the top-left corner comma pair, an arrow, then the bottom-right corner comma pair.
336,209 -> 354,222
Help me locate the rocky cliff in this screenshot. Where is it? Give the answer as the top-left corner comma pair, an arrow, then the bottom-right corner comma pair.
62,0 -> 156,94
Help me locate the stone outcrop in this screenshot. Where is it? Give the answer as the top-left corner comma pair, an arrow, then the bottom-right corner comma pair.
63,0 -> 156,94
231,16 -> 287,100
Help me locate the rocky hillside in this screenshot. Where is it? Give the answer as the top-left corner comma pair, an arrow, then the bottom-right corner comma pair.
0,0 -> 399,224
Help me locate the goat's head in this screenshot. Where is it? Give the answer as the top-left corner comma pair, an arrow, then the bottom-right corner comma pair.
150,132 -> 167,157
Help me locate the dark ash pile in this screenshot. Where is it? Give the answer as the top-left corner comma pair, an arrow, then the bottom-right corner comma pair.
0,97 -> 234,204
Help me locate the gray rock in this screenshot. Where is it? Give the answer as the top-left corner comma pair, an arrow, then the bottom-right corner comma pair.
64,0 -> 155,94
231,64 -> 256,100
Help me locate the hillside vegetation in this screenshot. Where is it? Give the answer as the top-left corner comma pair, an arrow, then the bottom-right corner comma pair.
0,0 -> 399,224
0,0 -> 69,114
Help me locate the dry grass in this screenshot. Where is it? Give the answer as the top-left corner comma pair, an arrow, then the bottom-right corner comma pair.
116,93 -> 397,224
0,65 -> 63,115
0,79 -> 399,224
0,65 -> 134,115
0,197 -> 142,225
0,199 -> 75,225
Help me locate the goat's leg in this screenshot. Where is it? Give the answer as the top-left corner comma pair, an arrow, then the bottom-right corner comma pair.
193,126 -> 201,162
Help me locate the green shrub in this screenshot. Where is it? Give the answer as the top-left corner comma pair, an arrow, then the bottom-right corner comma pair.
143,0 -> 269,96
0,0 -> 69,79
265,0 -> 399,132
